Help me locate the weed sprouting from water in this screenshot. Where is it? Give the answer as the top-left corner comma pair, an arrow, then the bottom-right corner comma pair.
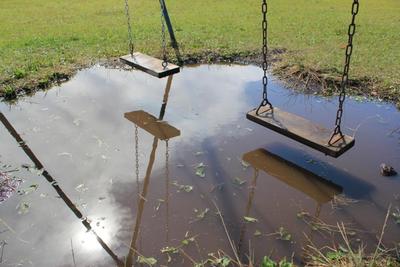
303,206 -> 400,267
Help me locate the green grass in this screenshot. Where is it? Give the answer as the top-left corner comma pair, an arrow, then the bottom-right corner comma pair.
0,0 -> 399,100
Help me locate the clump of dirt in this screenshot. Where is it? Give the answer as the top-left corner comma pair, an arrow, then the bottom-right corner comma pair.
0,171 -> 22,203
273,63 -> 400,108
0,71 -> 72,102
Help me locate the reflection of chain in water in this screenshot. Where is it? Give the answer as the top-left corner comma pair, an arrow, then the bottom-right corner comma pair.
237,169 -> 259,257
126,137 -> 159,267
134,123 -> 143,255
135,124 -> 140,200
125,73 -> 178,266
0,240 -> 6,264
165,139 -> 170,243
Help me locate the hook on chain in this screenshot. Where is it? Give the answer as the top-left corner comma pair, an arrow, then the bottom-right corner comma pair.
329,0 -> 359,145
256,0 -> 273,115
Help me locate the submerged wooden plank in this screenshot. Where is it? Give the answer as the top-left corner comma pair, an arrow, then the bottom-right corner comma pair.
120,52 -> 180,78
243,148 -> 343,203
124,110 -> 180,140
246,107 -> 355,157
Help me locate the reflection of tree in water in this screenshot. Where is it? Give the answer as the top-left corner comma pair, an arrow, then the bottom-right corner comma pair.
0,112 -> 123,266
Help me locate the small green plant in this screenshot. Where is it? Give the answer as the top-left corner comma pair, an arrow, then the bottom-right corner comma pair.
38,78 -> 50,89
261,256 -> 294,267
13,68 -> 26,79
3,85 -> 17,100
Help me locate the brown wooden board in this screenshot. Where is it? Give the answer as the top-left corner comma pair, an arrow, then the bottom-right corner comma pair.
120,52 -> 180,78
243,148 -> 342,203
124,110 -> 180,140
246,107 -> 355,157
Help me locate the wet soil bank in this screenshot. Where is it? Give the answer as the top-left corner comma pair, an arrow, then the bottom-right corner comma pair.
1,50 -> 399,108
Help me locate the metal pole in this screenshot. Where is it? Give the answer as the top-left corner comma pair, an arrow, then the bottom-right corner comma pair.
159,0 -> 183,65
159,75 -> 173,120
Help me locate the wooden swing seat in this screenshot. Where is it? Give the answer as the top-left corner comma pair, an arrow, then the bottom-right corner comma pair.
124,110 -> 180,140
120,52 -> 180,78
246,107 -> 355,158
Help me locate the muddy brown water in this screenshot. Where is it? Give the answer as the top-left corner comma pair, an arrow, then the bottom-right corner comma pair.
0,64 -> 399,266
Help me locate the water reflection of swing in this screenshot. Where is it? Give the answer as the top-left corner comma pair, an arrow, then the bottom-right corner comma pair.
237,148 -> 343,256
0,112 -> 124,266
124,75 -> 181,266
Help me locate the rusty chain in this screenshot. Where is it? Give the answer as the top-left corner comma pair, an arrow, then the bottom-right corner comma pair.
134,125 -> 140,199
165,139 -> 170,241
256,0 -> 273,115
123,0 -> 134,56
328,0 -> 359,145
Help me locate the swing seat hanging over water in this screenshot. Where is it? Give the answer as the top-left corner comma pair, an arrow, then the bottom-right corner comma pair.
247,107 -> 355,158
120,52 -> 180,78
120,0 -> 181,78
247,0 -> 359,158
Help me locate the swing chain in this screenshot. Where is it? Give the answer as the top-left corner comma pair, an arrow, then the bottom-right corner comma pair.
124,0 -> 134,55
160,1 -> 168,69
165,139 -> 170,241
256,0 -> 273,115
329,0 -> 359,145
165,139 -> 169,185
135,125 -> 140,196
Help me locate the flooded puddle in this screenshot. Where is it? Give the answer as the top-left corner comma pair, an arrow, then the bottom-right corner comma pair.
0,64 -> 399,266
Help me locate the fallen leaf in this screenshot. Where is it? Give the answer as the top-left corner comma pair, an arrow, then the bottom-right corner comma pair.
254,229 -> 262,236
17,201 -> 30,214
195,163 -> 206,178
75,184 -> 88,193
240,160 -> 250,169
57,152 -> 72,158
244,216 -> 258,223
277,226 -> 292,241
161,246 -> 179,254
17,184 -> 39,195
137,255 -> 157,266
232,177 -> 246,186
196,208 -> 209,219
21,164 -> 43,176
172,181 -> 193,193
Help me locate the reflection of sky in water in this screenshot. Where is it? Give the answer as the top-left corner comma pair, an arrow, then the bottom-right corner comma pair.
0,65 -> 399,266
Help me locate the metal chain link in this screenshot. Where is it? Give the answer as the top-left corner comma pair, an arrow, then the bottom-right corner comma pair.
123,0 -> 134,56
328,0 -> 359,145
135,125 -> 140,198
256,0 -> 273,115
165,139 -> 170,242
165,140 -> 169,184
160,2 -> 168,69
